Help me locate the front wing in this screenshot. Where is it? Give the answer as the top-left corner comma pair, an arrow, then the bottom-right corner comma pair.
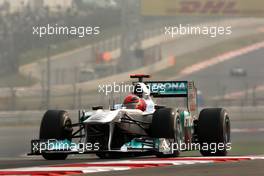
28,138 -> 174,155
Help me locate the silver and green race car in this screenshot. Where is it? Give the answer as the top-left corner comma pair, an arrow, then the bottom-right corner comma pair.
29,74 -> 231,160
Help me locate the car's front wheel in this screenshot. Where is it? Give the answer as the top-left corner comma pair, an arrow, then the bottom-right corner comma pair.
151,108 -> 181,157
39,110 -> 73,160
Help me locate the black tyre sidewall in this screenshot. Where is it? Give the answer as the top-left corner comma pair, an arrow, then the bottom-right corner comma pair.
39,110 -> 72,160
151,108 -> 176,138
151,108 -> 181,157
198,108 -> 231,156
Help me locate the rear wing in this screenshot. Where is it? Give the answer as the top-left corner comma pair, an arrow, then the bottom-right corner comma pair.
144,81 -> 188,97
144,81 -> 198,116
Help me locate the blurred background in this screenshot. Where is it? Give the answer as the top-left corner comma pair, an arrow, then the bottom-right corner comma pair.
0,0 -> 264,158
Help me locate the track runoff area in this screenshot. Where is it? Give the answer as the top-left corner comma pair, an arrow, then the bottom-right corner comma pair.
0,156 -> 263,175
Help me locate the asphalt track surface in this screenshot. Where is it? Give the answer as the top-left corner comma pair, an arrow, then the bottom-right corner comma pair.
1,47 -> 264,174
86,159 -> 264,176
182,48 -> 264,99
0,120 -> 264,159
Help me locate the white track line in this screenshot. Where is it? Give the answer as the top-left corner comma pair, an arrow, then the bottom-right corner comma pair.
232,128 -> 264,133
171,40 -> 264,80
0,166 -> 131,172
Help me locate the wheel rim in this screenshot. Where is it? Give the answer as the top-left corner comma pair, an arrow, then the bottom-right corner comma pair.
64,119 -> 72,131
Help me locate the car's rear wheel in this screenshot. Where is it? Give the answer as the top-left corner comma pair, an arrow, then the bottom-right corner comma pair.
198,108 -> 231,156
39,110 -> 73,160
151,108 -> 181,157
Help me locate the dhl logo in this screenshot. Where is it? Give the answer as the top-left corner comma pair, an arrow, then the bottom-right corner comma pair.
176,1 -> 237,14
142,0 -> 264,16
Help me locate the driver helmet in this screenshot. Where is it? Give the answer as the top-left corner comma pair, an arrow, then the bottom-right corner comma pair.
123,94 -> 146,111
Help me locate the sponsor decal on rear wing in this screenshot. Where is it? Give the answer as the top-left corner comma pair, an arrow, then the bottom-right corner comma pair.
145,81 -> 198,117
144,81 -> 188,97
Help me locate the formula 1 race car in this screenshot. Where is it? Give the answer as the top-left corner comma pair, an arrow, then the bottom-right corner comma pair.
29,74 -> 231,160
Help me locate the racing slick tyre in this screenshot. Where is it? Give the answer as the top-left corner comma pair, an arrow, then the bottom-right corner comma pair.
198,108 -> 231,156
151,108 -> 181,157
39,110 -> 73,160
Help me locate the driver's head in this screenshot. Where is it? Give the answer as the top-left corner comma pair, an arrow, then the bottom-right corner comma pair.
123,94 -> 146,111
